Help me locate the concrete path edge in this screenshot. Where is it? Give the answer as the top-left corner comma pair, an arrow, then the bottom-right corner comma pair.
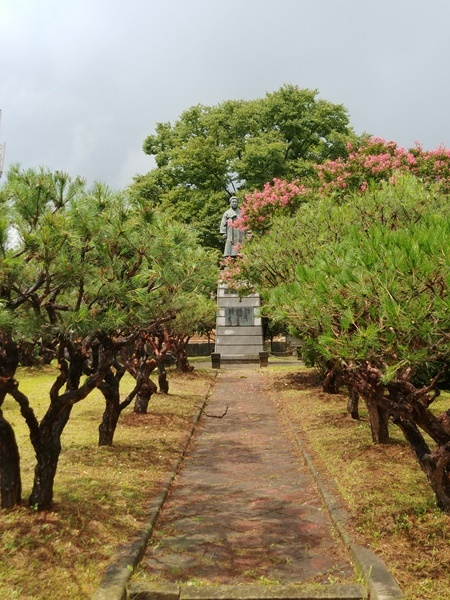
130,581 -> 367,599
281,411 -> 405,600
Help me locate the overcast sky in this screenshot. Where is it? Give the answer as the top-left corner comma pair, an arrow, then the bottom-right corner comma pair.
1,0 -> 449,190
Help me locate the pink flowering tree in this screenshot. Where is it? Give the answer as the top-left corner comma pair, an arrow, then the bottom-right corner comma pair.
235,178 -> 310,235
228,137 -> 450,251
411,142 -> 450,193
223,136 -> 450,291
316,137 -> 450,198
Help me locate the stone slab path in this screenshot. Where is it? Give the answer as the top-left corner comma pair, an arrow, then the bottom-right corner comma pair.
138,368 -> 355,585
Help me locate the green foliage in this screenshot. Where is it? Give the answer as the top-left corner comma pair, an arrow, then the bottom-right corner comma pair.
130,85 -> 358,249
0,165 -> 219,351
1,164 -> 86,234
237,174 -> 450,378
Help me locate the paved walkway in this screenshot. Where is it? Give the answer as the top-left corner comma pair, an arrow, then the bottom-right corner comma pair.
138,368 -> 355,585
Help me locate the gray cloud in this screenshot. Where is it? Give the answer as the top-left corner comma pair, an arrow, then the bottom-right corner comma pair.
1,0 -> 450,189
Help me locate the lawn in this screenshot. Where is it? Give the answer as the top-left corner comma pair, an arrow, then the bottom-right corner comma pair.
0,364 -> 215,600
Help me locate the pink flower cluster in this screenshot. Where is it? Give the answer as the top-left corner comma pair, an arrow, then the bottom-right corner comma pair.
415,144 -> 450,190
219,255 -> 249,291
237,178 -> 308,233
316,137 -> 450,196
226,138 -> 450,248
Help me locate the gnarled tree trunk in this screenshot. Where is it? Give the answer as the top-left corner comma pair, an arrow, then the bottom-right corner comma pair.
364,398 -> 390,444
322,361 -> 342,394
98,383 -> 121,446
172,335 -> 194,373
0,336 -> 22,508
130,356 -> 159,415
343,364 -> 391,444
346,386 -> 360,420
0,412 -> 21,508
158,362 -> 169,394
29,402 -> 73,509
98,367 -> 127,446
134,377 -> 158,413
393,416 -> 450,512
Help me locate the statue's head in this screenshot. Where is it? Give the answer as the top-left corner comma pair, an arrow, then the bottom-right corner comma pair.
229,196 -> 239,209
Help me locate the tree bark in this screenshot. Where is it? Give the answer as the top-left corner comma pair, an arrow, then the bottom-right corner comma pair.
97,366 -> 128,446
173,336 -> 194,372
393,417 -> 450,512
158,363 -> 169,394
133,378 -> 157,414
0,412 -> 22,508
343,364 -> 390,443
175,347 -> 194,372
98,384 -> 121,446
364,398 -> 390,444
17,341 -> 40,367
347,386 -> 360,420
29,403 -> 73,509
129,355 -> 159,414
322,362 -> 341,394
0,337 -> 22,509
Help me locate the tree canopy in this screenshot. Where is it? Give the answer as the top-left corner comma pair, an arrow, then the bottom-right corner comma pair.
130,85 -> 359,249
0,164 -> 219,509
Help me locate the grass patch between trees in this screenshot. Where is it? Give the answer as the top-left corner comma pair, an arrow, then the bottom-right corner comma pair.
0,365 -> 215,600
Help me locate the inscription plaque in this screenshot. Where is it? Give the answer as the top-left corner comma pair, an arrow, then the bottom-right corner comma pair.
222,287 -> 239,296
225,306 -> 253,326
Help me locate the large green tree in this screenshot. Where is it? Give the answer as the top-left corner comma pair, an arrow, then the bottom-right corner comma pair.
130,85 -> 359,249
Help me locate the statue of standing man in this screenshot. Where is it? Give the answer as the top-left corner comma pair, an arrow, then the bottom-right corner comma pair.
220,196 -> 246,257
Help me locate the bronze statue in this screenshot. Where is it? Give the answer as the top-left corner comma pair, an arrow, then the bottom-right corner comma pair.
220,196 -> 246,256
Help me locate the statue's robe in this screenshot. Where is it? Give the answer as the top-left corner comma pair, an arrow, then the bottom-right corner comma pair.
220,208 -> 246,256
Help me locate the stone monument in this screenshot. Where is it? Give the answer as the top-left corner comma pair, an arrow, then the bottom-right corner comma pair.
213,197 -> 265,365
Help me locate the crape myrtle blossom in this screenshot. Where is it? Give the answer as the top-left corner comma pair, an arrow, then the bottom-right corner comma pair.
236,137 -> 450,235
235,178 -> 309,234
221,137 -> 450,287
316,137 -> 450,197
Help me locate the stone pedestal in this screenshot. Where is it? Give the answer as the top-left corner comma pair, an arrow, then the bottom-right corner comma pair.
214,281 -> 264,363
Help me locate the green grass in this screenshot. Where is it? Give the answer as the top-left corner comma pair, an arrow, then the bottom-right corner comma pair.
0,365 -> 215,600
